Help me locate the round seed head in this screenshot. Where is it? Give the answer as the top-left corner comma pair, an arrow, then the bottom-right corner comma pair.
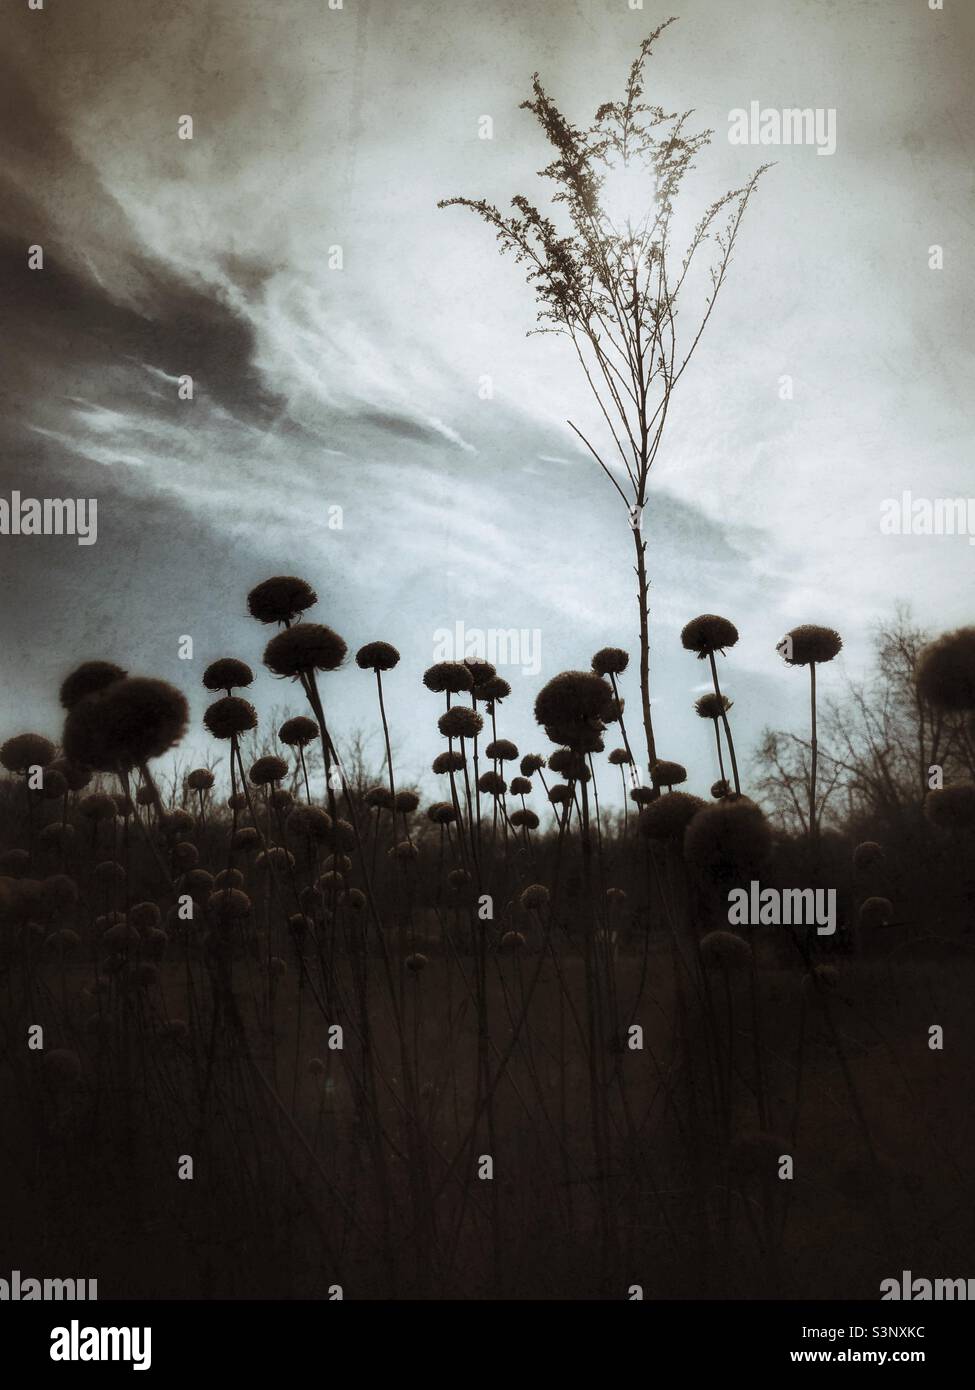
202,658 -> 254,692
432,751 -> 465,774
64,678 -> 188,771
264,623 -> 347,678
204,696 -> 258,741
683,796 -> 772,882
247,575 -> 318,624
278,715 -> 320,747
1,733 -> 56,773
591,647 -> 629,676
355,641 -> 400,671
778,624 -> 843,666
59,661 -> 127,710
651,759 -> 687,789
438,707 -> 483,740
858,895 -> 894,929
695,692 -> 732,720
187,768 -> 215,792
423,662 -> 473,694
680,615 -> 740,659
520,883 -> 550,910
249,755 -> 289,786
916,627 -> 975,712
924,783 -> 975,830
639,792 -> 705,840
520,754 -> 546,776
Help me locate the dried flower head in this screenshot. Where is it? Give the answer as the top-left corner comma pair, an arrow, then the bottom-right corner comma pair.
485,738 -> 518,762
681,615 -> 739,659
500,930 -> 527,951
629,786 -> 655,805
477,771 -> 507,796
159,809 -> 194,839
204,696 -> 258,742
447,868 -> 471,889
187,768 -> 215,792
395,790 -> 420,813
509,808 -> 539,829
852,840 -> 884,872
915,627 -> 975,712
364,785 -> 394,809
534,671 -> 613,731
608,747 -> 631,766
639,791 -> 705,840
64,678 -> 188,771
423,662 -> 473,694
605,887 -> 627,907
47,757 -> 91,791
77,792 -> 118,822
202,657 -> 254,692
509,776 -> 532,796
247,575 -> 318,625
438,707 -> 484,740
475,676 -> 511,703
711,779 -> 730,799
548,783 -> 572,804
249,755 -> 289,786
695,692 -> 732,720
520,883 -> 550,910
255,846 -> 295,874
1,733 -> 55,773
684,796 -> 772,882
59,661 -> 127,710
924,782 -> 975,831
270,787 -> 293,811
426,801 -> 457,825
591,646 -> 629,676
777,624 -> 843,666
129,901 -> 162,930
520,754 -> 546,776
214,868 -> 245,891
278,715 -> 320,747
432,750 -> 466,774
651,759 -> 687,789
355,641 -> 400,671
264,623 -> 347,678
858,895 -> 894,930
39,768 -> 68,801
287,805 -> 333,841
231,826 -> 260,852
464,658 -> 496,686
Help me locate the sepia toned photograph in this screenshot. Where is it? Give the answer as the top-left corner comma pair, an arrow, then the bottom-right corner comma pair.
1,0 -> 972,1361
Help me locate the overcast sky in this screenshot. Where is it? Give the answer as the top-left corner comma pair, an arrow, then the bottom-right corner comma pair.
1,0 -> 972,807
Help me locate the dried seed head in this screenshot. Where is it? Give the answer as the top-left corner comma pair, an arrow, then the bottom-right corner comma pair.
777,624 -> 843,666
438,707 -> 483,740
639,792 -> 705,840
355,641 -> 400,671
591,647 -> 629,676
247,575 -> 318,624
520,883 -> 550,910
264,623 -> 347,678
202,658 -> 254,692
59,661 -> 127,710
249,755 -> 289,786
695,692 -> 732,720
1,732 -> 56,773
485,738 -> 518,762
520,754 -> 546,776
651,759 -> 688,789
680,615 -> 740,659
432,751 -> 466,774
64,678 -> 188,771
423,661 -> 473,694
187,768 -> 215,792
916,627 -> 975,712
278,715 -> 320,747
684,796 -> 772,883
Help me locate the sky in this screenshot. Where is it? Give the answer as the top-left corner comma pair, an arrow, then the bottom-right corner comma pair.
1,0 -> 972,809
